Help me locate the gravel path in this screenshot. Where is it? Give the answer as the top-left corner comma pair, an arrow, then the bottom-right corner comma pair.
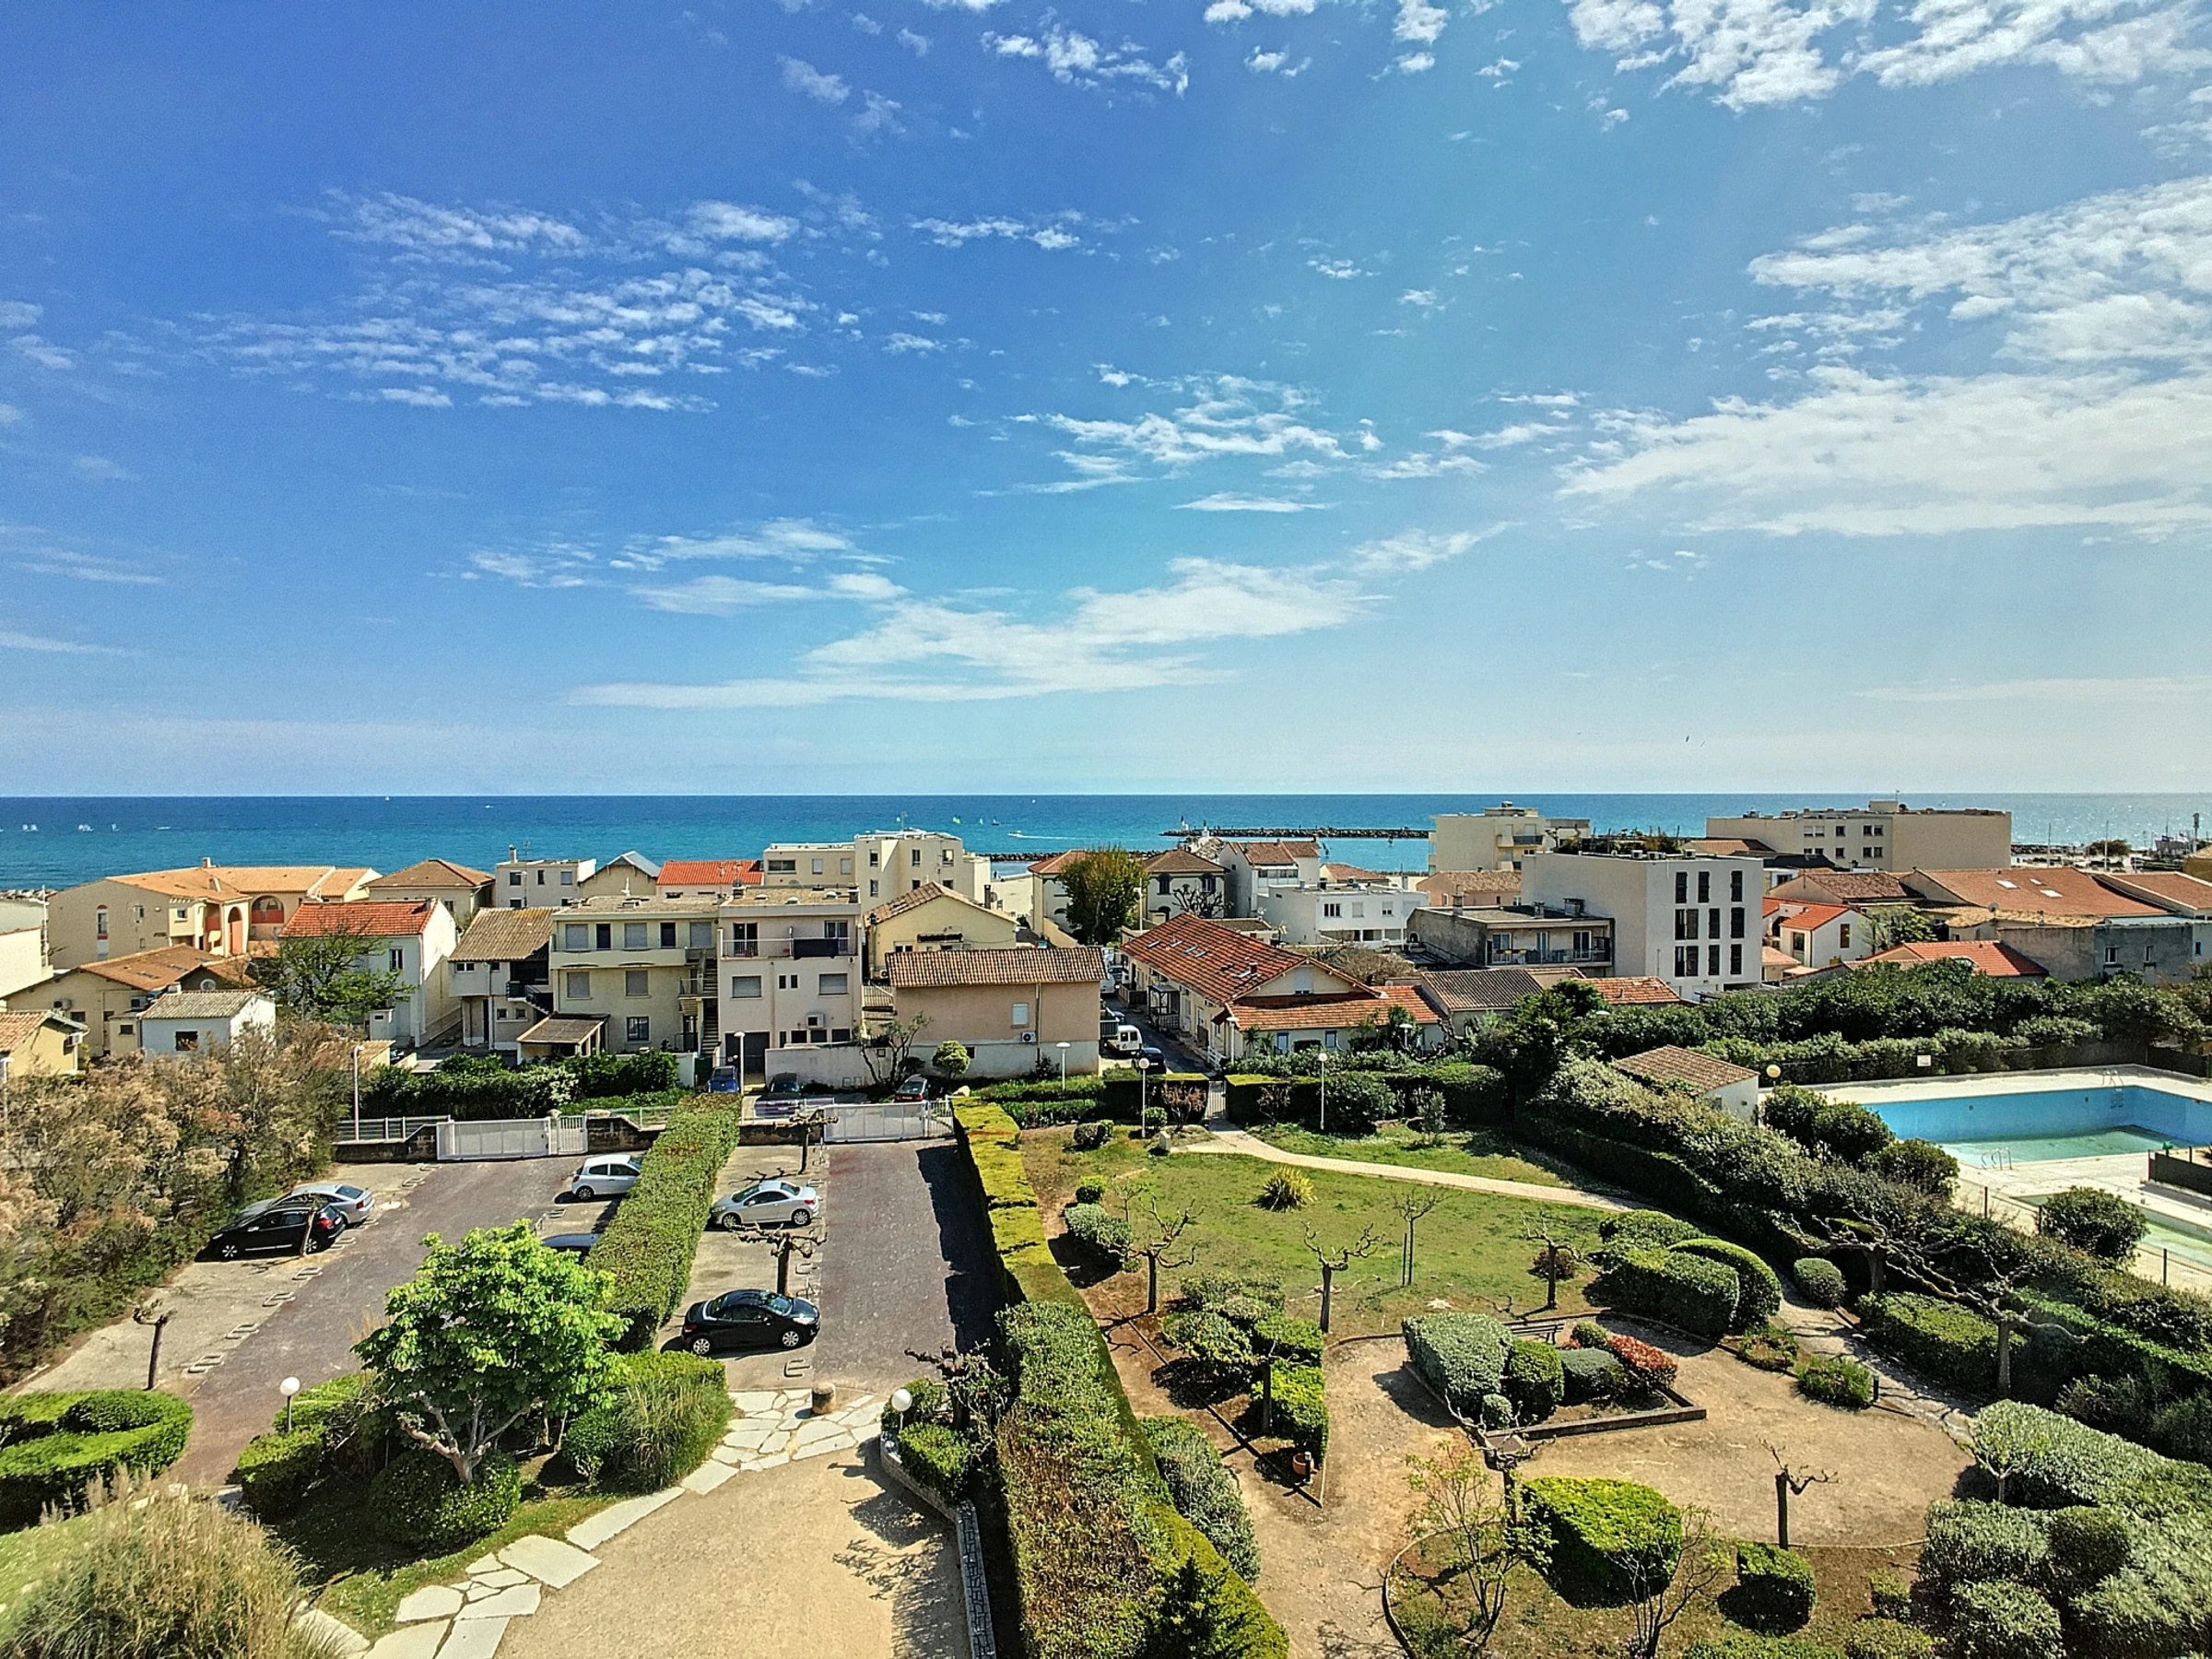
1186,1124 -> 1630,1213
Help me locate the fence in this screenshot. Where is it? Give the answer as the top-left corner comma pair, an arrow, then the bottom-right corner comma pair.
822,1102 -> 945,1144
333,1115 -> 445,1146
1960,1174 -> 2212,1292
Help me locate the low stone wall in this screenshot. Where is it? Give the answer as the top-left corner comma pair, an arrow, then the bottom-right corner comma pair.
331,1124 -> 439,1163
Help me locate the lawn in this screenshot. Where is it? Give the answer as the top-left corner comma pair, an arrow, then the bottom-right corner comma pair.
1026,1129 -> 1596,1335
1243,1123 -> 1567,1188
0,1512 -> 97,1639
279,1463 -> 616,1638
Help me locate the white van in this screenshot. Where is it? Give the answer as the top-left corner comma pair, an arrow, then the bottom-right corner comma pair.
1106,1023 -> 1144,1058
561,1156 -> 642,1202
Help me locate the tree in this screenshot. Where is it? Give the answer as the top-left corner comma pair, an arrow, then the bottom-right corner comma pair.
932,1041 -> 971,1079
860,1011 -> 930,1088
1169,884 -> 1227,921
1124,1194 -> 1200,1314
1349,1005 -> 1420,1056
1522,1210 -> 1586,1312
1404,1442 -> 1548,1655
356,1223 -> 622,1485
1407,1085 -> 1448,1147
1479,980 -> 1602,1100
1864,905 -> 1936,951
1061,848 -> 1147,947
1620,1507 -> 1729,1659
1391,1188 -> 1442,1288
252,930 -> 407,1027
1971,1405 -> 2054,1504
1765,1442 -> 1835,1549
1302,1220 -> 1384,1334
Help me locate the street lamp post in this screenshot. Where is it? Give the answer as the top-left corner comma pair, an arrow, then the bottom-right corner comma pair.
351,1043 -> 362,1139
1136,1056 -> 1151,1120
279,1376 -> 300,1434
1316,1048 -> 1328,1135
1056,1041 -> 1069,1084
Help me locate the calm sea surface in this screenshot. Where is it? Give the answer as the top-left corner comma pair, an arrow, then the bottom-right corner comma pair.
1,794 -> 2206,889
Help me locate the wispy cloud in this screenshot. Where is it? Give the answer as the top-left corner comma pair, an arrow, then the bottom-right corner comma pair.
1351,525 -> 1506,573
72,455 -> 135,482
1859,673 -> 2212,704
981,26 -> 1189,94
0,628 -> 125,655
1037,373 -> 1349,488
606,518 -> 858,573
1246,47 -> 1311,74
1175,493 -> 1331,512
910,213 -> 1090,252
780,55 -> 851,102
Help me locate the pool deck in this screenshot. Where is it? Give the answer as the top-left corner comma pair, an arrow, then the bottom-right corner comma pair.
1825,1064 -> 2212,1110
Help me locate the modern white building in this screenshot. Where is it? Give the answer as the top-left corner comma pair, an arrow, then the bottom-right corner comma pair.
719,885 -> 864,1079
139,989 -> 276,1055
1202,839 -> 1324,917
495,850 -> 597,910
762,830 -> 989,906
1430,804 -> 1592,873
1257,878 -> 1413,948
1521,850 -> 1767,999
1705,801 -> 2013,872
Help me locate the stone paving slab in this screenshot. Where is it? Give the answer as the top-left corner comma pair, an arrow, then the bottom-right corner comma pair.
498,1534 -> 598,1590
396,1585 -> 465,1623
434,1618 -> 508,1659
563,1488 -> 677,1551
456,1584 -> 539,1620
367,1624 -> 446,1659
682,1457 -> 738,1494
296,1607 -> 369,1655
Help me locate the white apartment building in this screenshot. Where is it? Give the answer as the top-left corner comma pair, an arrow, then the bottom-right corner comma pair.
719,886 -> 864,1077
1258,879 -> 1412,948
1521,850 -> 1767,999
761,830 -> 989,906
1705,801 -> 2013,872
279,900 -> 461,1050
1202,839 -> 1324,917
495,850 -> 597,910
1430,804 -> 1592,873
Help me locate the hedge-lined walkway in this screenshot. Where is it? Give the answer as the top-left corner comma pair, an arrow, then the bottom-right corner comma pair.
1189,1124 -> 1630,1214
1773,1290 -> 1983,1446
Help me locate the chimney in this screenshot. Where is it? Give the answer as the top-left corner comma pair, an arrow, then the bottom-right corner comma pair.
202,857 -> 213,868
510,846 -> 519,863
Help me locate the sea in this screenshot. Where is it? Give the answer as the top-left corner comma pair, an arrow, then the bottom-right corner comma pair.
2,794 -> 2207,891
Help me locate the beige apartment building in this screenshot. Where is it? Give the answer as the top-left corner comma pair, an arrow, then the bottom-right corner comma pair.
864,884 -> 1020,978
363,859 -> 493,926
494,851 -> 596,910
888,947 -> 1104,1079
46,863 -> 376,969
763,830 -> 989,906
1705,801 -> 2013,872
547,896 -> 722,1056
1430,804 -> 1592,873
719,885 -> 863,1077
11,945 -> 250,1060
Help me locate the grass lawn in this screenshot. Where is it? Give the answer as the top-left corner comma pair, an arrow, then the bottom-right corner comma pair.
0,1512 -> 98,1639
1026,1129 -> 1596,1335
279,1464 -> 616,1638
1244,1123 -> 1567,1188
1394,1542 -> 1920,1658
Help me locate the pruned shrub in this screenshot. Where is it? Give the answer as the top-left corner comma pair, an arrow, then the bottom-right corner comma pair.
1728,1320 -> 1802,1372
1949,1579 -> 2062,1659
1594,1208 -> 1701,1260
1504,1339 -> 1566,1422
1073,1177 -> 1107,1204
900,1422 -> 977,1501
1971,1400 -> 2165,1508
1144,1417 -> 1260,1581
1479,1393 -> 1514,1430
1920,1500 -> 2049,1599
1842,1619 -> 1934,1659
7,1482 -> 339,1659
1269,1363 -> 1329,1465
1593,1247 -> 1740,1338
2036,1186 -> 2147,1263
1798,1354 -> 1876,1410
1675,1238 -> 1782,1327
564,1350 -> 732,1491
1070,1120 -> 1113,1151
368,1448 -> 522,1552
1867,1138 -> 1958,1195
1253,1313 -> 1323,1368
1606,1333 -> 1679,1394
586,1097 -> 746,1348
230,1428 -> 324,1519
0,1389 -> 194,1525
1402,1312 -> 1512,1418
2043,1503 -> 2131,1591
1063,1202 -> 1132,1268
1684,1636 -> 1840,1659
1256,1171 -> 1313,1211
1162,1310 -> 1254,1384
1180,1273 -> 1286,1316
1523,1476 -> 1682,1606
1793,1258 -> 1847,1309
1865,1567 -> 1913,1621
1730,1541 -> 1816,1633
1561,1345 -> 1627,1405
1571,1319 -> 1611,1348
1858,1293 -> 1997,1398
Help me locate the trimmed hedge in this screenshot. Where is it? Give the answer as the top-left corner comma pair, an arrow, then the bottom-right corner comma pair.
1686,1637 -> 1841,1659
1253,1313 -> 1324,1368
1920,1500 -> 2050,1597
1593,1247 -> 1740,1338
1732,1541 -> 1817,1632
368,1448 -> 522,1552
1858,1292 -> 1998,1398
564,1350 -> 733,1491
1063,1202 -> 1132,1268
1524,1476 -> 1682,1606
587,1097 -> 747,1348
1970,1400 -> 2167,1508
1949,1579 -> 2062,1659
1223,1063 -> 1508,1129
1504,1338 -> 1566,1422
1675,1238 -> 1783,1328
1794,1258 -> 1847,1308
1561,1345 -> 1626,1404
1144,1416 -> 1261,1580
1842,1620 -> 1933,1659
231,1427 -> 324,1518
0,1390 -> 194,1524
1402,1312 -> 1512,1418
1269,1363 -> 1328,1465
955,1103 -> 1089,1314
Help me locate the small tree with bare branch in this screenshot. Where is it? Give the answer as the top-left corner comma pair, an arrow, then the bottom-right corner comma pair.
1303,1220 -> 1385,1334
1522,1210 -> 1587,1312
1391,1188 -> 1443,1288
1124,1194 -> 1200,1314
1403,1442 -> 1550,1655
1621,1507 -> 1731,1659
1765,1441 -> 1835,1549
859,1011 -> 930,1088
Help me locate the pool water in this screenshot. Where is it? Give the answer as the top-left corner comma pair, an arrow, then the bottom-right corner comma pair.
1867,1083 -> 2212,1157
1942,1127 -> 2172,1167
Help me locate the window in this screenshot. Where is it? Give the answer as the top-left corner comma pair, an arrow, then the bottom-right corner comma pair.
536,870 -> 547,885
1730,870 -> 1744,902
811,858 -> 824,876
1697,870 -> 1711,904
1708,907 -> 1721,938
1349,901 -> 1366,918
509,899 -> 521,908
626,1017 -> 650,1043
911,848 -> 922,866
730,974 -> 761,998
508,872 -> 522,887
1839,923 -> 1853,948
1675,908 -> 1699,940
1730,943 -> 1743,976
869,852 -> 880,867
868,880 -> 879,898
564,923 -> 590,950
595,924 -> 612,950
818,972 -> 848,995
1675,945 -> 1698,976
1708,944 -> 1721,976
767,859 -> 796,875
2145,947 -> 2156,965
118,1023 -> 134,1037
626,971 -> 650,997
389,947 -> 404,972
559,871 -> 573,886
778,972 -> 797,989
174,1030 -> 199,1053
566,971 -> 592,998
841,858 -> 853,875
831,1027 -> 852,1042
1011,1001 -> 1030,1028
1201,875 -> 1217,893
654,921 -> 675,947
624,922 -> 648,949
688,921 -> 712,948
940,848 -> 952,865
1158,877 -> 1172,896
2106,946 -> 2121,964
730,923 -> 758,956
95,906 -> 107,939
1675,872 -> 1688,904
1324,901 -> 1341,918
1730,907 -> 1746,939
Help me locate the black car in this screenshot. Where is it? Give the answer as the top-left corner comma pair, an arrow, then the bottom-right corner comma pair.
678,1289 -> 819,1357
539,1232 -> 603,1257
207,1199 -> 346,1260
1139,1042 -> 1167,1069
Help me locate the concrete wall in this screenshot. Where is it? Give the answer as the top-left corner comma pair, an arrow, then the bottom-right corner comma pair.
1991,916 -> 2199,985
0,923 -> 47,1002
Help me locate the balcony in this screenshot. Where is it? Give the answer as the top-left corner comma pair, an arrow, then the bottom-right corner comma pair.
1485,947 -> 1613,966
723,939 -> 853,960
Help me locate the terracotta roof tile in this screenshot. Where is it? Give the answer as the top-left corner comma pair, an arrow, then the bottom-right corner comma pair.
1222,839 -> 1320,865
1769,871 -> 1911,903
864,882 -> 996,925
143,989 -> 266,1020
1145,848 -> 1227,876
1418,871 -> 1523,901
367,858 -> 491,889
1226,984 -> 1440,1031
453,906 -> 554,960
887,947 -> 1104,989
1578,975 -> 1688,1006
1856,940 -> 2048,977
1614,1044 -> 1757,1092
64,945 -> 248,994
279,900 -> 441,939
0,1010 -> 79,1053
1416,967 -> 1549,1013
657,859 -> 763,888
1908,867 -> 2161,919
1124,914 -> 1335,1006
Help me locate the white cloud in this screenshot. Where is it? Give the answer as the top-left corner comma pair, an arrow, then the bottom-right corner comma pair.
851,91 -> 905,137
0,628 -> 124,655
1310,257 -> 1363,279
911,213 -> 1089,251
1396,52 -> 1437,70
982,26 -> 1189,93
922,0 -> 1004,9
686,201 -> 800,244
337,193 -> 591,259
1400,289 -> 1441,308
0,402 -> 22,426
466,544 -> 599,588
885,332 -> 946,353
1395,0 -> 1449,43
1351,526 -> 1505,573
1859,672 -> 2212,703
71,455 -> 135,482
631,575 -> 823,613
780,55 -> 852,102
1041,374 -> 1349,483
1175,492 -> 1330,511
1362,449 -> 1484,478
0,301 -> 40,329
1246,47 -> 1311,73
607,518 -> 858,572
898,27 -> 933,52
1206,0 -> 1319,22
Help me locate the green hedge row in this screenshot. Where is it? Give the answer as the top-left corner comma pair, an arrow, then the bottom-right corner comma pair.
1143,1416 -> 1260,1580
1223,1063 -> 1507,1131
586,1097 -> 746,1348
0,1391 -> 194,1524
367,1050 -> 681,1120
1402,1312 -> 1512,1418
1592,1248 -> 1741,1339
1523,1475 -> 1682,1606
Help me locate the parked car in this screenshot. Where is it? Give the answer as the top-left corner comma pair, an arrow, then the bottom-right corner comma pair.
763,1073 -> 804,1100
1139,1043 -> 1167,1069
707,1065 -> 741,1094
206,1200 -> 347,1260
538,1231 -> 603,1257
709,1178 -> 819,1231
678,1288 -> 818,1356
560,1156 -> 642,1202
891,1074 -> 932,1104
280,1181 -> 374,1228
1105,1023 -> 1143,1057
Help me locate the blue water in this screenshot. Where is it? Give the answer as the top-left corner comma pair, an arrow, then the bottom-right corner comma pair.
1869,1085 -> 2212,1160
4,791 -> 2206,892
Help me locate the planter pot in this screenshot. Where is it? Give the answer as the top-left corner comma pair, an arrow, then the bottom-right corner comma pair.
811,1383 -> 837,1415
1288,1450 -> 1312,1481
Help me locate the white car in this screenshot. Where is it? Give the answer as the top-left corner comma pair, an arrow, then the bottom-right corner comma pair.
710,1178 -> 819,1230
561,1157 -> 641,1203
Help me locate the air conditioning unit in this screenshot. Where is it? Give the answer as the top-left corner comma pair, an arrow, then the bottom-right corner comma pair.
1021,1031 -> 1038,1044
806,1014 -> 825,1028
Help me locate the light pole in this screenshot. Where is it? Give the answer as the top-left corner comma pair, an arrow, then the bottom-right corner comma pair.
890,1385 -> 912,1439
279,1376 -> 300,1433
1136,1056 -> 1151,1121
351,1042 -> 362,1139
1056,1041 -> 1069,1084
1316,1048 -> 1328,1135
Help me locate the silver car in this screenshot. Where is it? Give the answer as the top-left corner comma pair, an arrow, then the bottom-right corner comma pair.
560,1156 -> 642,1203
281,1181 -> 374,1228
710,1178 -> 819,1230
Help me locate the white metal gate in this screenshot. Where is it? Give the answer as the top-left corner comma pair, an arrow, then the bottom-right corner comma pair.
822,1103 -> 943,1143
436,1117 -> 589,1161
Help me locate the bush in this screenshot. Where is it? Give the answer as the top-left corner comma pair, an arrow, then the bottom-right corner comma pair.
586,1097 -> 746,1347
1729,1320 -> 1803,1372
1064,1202 -> 1133,1269
1269,1363 -> 1328,1465
1684,1637 -> 1841,1659
1594,1247 -> 1740,1338
1523,1476 -> 1682,1606
0,1390 -> 194,1525
1920,1500 -> 2050,1598
1596,1208 -> 1703,1256
1799,1354 -> 1876,1410
1479,1393 -> 1515,1430
1256,1171 -> 1313,1210
1253,1313 -> 1324,1368
230,1428 -> 324,1518
1675,1238 -> 1783,1328
564,1351 -> 732,1491
1561,1345 -> 1626,1404
1731,1541 -> 1816,1633
1606,1333 -> 1679,1393
1842,1619 -> 1934,1659
1949,1579 -> 2062,1659
1504,1339 -> 1566,1422
2044,1503 -> 2132,1590
1866,1567 -> 1913,1620
1181,1274 -> 1287,1316
7,1483 -> 336,1659
1867,1138 -> 1958,1195
2037,1186 -> 2148,1262
1069,1119 -> 1114,1151
1793,1258 -> 1847,1308
1163,1310 -> 1254,1382
900,1422 -> 977,1501
1144,1417 -> 1260,1581
1571,1319 -> 1612,1348
1316,1071 -> 1394,1135
368,1448 -> 522,1552
1402,1312 -> 1512,1418
1858,1293 -> 1998,1398
1971,1400 -> 2167,1508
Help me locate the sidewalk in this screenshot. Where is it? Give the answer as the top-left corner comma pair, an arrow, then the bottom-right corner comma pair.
1185,1120 -> 1630,1214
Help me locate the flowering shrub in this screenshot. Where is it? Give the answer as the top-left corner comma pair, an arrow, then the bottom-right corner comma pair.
1606,1333 -> 1678,1393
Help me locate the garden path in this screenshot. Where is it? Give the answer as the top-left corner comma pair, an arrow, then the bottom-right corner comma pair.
1773,1291 -> 1983,1446
1187,1124 -> 1629,1214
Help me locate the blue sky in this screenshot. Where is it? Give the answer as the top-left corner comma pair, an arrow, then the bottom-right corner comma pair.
2,0 -> 2208,794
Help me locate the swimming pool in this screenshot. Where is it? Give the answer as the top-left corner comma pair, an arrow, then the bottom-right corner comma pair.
1853,1082 -> 2212,1160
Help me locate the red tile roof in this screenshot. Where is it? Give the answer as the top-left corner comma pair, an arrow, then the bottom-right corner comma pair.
1124,913 -> 1337,1006
887,947 -> 1104,988
1769,871 -> 1911,903
1579,975 -> 1688,1006
2100,870 -> 2212,914
657,858 -> 763,888
1226,984 -> 1440,1032
1614,1044 -> 1758,1091
1909,867 -> 2161,919
1224,839 -> 1320,865
1857,940 -> 2048,977
1774,903 -> 1856,934
1026,850 -> 1093,877
367,858 -> 491,889
65,945 -> 250,994
1419,871 -> 1523,901
1145,848 -> 1228,876
279,900 -> 441,939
